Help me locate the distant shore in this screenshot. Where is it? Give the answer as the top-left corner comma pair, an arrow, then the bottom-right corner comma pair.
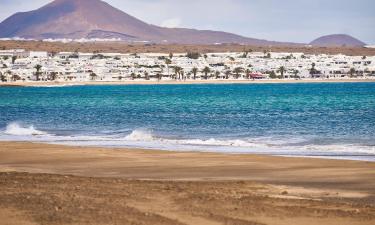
2,40 -> 375,56
2,78 -> 375,87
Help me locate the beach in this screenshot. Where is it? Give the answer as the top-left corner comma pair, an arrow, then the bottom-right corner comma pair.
2,78 -> 375,87
1,0 -> 374,224
1,82 -> 374,161
1,82 -> 375,224
1,142 -> 375,225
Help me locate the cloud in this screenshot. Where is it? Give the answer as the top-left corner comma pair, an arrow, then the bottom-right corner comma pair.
161,18 -> 182,28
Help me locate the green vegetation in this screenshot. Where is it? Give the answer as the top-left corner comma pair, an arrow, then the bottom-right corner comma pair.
186,52 -> 201,59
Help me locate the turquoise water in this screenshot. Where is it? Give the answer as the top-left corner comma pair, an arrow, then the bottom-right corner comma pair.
0,83 -> 374,161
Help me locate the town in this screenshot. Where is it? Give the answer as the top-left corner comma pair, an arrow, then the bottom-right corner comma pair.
0,48 -> 374,83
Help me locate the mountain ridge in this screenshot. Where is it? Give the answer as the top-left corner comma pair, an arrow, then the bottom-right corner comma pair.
0,0 -> 297,45
0,0 -> 367,47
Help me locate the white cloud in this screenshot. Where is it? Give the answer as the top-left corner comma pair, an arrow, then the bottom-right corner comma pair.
161,18 -> 182,28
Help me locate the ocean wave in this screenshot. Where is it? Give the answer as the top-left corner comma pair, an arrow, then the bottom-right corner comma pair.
34,84 -> 84,88
0,124 -> 374,160
4,122 -> 47,136
123,130 -> 271,148
124,129 -> 154,141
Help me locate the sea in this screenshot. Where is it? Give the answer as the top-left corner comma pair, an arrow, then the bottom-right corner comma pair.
1,82 -> 374,161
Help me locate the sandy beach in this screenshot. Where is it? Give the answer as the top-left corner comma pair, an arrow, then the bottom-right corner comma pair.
1,142 -> 374,225
1,78 -> 375,87
1,0 -> 375,224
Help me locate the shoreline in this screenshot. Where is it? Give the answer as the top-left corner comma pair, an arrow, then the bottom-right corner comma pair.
1,140 -> 373,162
1,141 -> 375,225
1,78 -> 375,87
1,141 -> 374,186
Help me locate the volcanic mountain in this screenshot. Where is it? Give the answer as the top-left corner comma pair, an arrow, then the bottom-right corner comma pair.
0,0 -> 289,45
310,34 -> 366,47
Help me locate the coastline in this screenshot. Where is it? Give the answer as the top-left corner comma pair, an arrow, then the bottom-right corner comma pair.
2,40 -> 375,56
1,141 -> 375,225
1,141 -> 374,188
1,78 -> 375,87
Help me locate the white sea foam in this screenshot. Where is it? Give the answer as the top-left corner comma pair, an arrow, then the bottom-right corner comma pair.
165,138 -> 268,148
0,125 -> 374,161
124,129 -> 154,141
4,122 -> 47,136
33,84 -> 84,88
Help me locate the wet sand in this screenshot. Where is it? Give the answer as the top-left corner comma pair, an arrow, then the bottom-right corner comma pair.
1,142 -> 375,225
2,78 -> 375,87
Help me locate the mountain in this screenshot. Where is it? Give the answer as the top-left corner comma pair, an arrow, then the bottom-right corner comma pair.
0,0 -> 292,45
310,34 -> 366,47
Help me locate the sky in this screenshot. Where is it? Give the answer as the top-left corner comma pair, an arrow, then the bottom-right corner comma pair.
0,0 -> 374,44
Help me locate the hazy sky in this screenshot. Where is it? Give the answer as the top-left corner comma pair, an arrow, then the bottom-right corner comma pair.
0,0 -> 374,44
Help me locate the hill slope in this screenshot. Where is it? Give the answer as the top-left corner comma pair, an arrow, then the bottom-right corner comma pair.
0,0 -> 289,45
310,34 -> 366,47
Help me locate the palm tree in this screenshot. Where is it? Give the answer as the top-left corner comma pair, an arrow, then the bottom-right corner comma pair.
215,71 -> 220,79
243,49 -> 251,58
173,66 -> 182,80
165,58 -> 172,78
191,67 -> 198,80
131,72 -> 136,80
310,63 -> 316,76
157,73 -> 162,81
89,72 -> 98,81
268,71 -> 277,79
6,70 -> 12,82
233,67 -> 244,79
12,56 -> 17,64
278,66 -> 286,79
202,66 -> 211,80
293,70 -> 300,79
0,72 -> 5,82
169,52 -> 173,59
34,64 -> 42,81
50,72 -> 58,80
245,69 -> 251,79
49,72 -> 58,81
118,76 -> 123,81
349,68 -> 356,78
225,70 -> 231,79
144,71 -> 150,80
11,74 -> 21,82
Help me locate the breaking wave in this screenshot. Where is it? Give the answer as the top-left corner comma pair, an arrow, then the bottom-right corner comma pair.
34,84 -> 84,88
124,129 -> 154,141
4,122 -> 47,136
0,123 -> 374,161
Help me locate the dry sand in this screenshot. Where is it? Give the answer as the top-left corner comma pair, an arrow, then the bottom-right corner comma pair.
2,78 -> 375,87
0,142 -> 375,225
